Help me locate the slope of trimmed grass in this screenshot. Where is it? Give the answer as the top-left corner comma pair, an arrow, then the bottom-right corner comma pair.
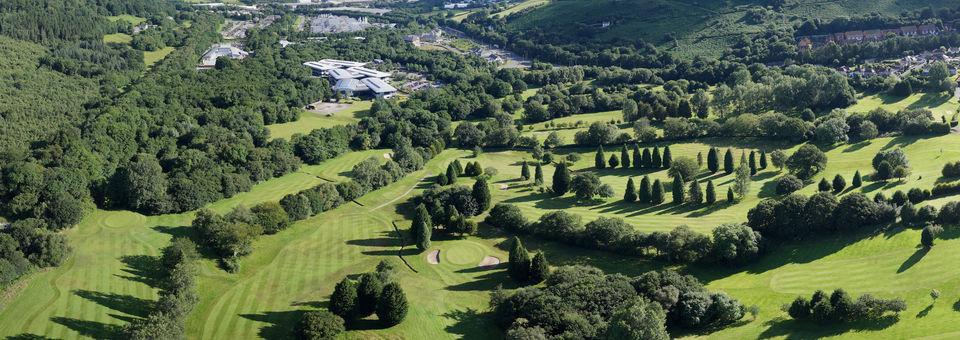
143,47 -> 175,68
107,15 -> 146,25
267,101 -> 372,140
847,92 -> 959,120
103,33 -> 132,44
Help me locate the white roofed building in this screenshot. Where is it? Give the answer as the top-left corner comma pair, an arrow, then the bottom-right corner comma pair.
347,66 -> 391,79
327,68 -> 362,81
333,79 -> 369,97
360,77 -> 398,98
199,43 -> 249,69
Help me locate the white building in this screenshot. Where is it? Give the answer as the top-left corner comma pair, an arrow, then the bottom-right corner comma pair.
199,43 -> 249,69
360,77 -> 398,98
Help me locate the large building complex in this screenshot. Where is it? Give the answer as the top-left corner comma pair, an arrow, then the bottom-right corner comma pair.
303,59 -> 397,98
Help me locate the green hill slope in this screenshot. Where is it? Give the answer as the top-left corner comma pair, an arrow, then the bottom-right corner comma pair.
506,0 -> 960,58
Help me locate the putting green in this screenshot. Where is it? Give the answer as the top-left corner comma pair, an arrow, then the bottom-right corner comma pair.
98,210 -> 147,229
443,241 -> 486,266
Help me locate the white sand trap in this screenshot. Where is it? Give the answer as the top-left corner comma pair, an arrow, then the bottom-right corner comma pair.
383,153 -> 392,159
499,184 -> 509,190
478,256 -> 501,268
426,250 -> 440,264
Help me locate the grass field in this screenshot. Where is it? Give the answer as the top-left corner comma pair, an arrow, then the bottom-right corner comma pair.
492,0 -> 549,18
848,92 -> 959,120
103,33 -> 132,44
143,47 -> 175,68
267,101 -> 372,140
107,15 -> 146,25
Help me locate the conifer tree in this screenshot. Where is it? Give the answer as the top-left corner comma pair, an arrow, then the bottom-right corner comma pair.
376,282 -> 408,326
639,176 -> 652,203
412,204 -> 432,251
833,174 -> 846,193
642,148 -> 653,168
706,180 -> 717,204
472,177 -> 491,212
624,178 -> 638,202
819,178 -> 832,192
595,146 -> 606,169
609,154 -> 620,168
708,147 -> 720,173
688,178 -> 703,204
552,162 -> 571,195
724,149 -> 735,174
329,278 -> 357,320
759,150 -> 768,169
621,146 -> 630,169
355,273 -> 383,317
672,175 -> 685,204
663,146 -> 673,168
508,236 -> 531,282
852,170 -> 862,187
652,179 -> 665,204
446,163 -> 458,184
727,187 -> 736,202
652,146 -> 662,168
529,252 -> 549,284
749,151 -> 757,175
534,162 -> 544,186
520,161 -> 530,180
632,144 -> 642,169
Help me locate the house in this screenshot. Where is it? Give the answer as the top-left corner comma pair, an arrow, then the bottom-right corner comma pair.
919,25 -> 940,35
422,29 -> 443,43
901,25 -> 918,36
360,77 -> 398,98
797,37 -> 813,50
863,29 -> 884,41
844,30 -> 864,43
405,34 -> 421,44
199,43 -> 249,69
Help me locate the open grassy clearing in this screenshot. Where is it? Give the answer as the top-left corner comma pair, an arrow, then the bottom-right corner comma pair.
143,47 -> 175,68
848,92 -> 959,120
103,33 -> 132,44
106,15 -> 146,25
267,101 -> 372,140
492,0 -> 549,18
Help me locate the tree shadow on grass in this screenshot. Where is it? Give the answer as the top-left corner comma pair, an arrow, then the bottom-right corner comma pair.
446,269 -> 513,292
240,310 -> 303,339
49,317 -> 124,339
916,303 -> 934,318
73,290 -> 154,318
6,334 -> 57,340
897,246 -> 929,273
443,308 -> 497,340
116,255 -> 164,288
758,315 -> 899,339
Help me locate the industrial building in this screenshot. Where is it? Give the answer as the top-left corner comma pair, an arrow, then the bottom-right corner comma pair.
198,43 -> 249,69
303,59 -> 397,98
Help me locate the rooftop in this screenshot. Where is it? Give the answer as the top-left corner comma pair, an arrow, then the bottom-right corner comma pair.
360,77 -> 398,94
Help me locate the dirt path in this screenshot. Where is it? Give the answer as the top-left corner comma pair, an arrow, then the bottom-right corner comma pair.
369,175 -> 430,211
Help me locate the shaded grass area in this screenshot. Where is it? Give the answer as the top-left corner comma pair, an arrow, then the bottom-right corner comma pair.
144,47 -> 175,68
267,101 -> 372,140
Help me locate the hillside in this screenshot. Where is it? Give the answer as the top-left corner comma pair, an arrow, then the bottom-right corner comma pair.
505,0 -> 960,58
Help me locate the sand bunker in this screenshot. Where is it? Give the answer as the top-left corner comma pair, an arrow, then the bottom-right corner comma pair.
426,250 -> 440,264
383,153 -> 392,159
499,184 -> 509,190
478,256 -> 501,268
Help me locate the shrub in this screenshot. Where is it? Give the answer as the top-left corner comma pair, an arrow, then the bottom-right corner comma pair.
298,310 -> 345,340
775,175 -> 802,195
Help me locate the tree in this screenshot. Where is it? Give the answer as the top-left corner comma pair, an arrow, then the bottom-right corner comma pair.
329,278 -> 357,319
639,176 -> 652,203
446,163 -> 458,185
508,236 -> 531,282
534,162 -> 544,186
603,298 -> 669,340
688,179 -> 703,204
412,204 -> 433,251
712,223 -> 761,264
818,178 -> 832,192
595,146 -> 606,169
355,273 -> 383,317
707,148 -> 720,173
759,151 -> 768,169
642,148 -> 653,168
609,154 -> 620,168
727,187 -> 736,203
632,144 -> 642,169
529,252 -> 549,284
298,310 -> 345,340
622,99 -> 639,121
852,170 -> 862,187
749,151 -> 758,175
724,149 -> 735,174
669,156 -> 699,182
624,178 -> 638,202
921,225 -> 942,248
652,179 -> 665,204
706,180 -> 717,204
832,174 -> 846,193
672,175 -> 686,204
733,164 -> 751,198
520,161 -> 530,180
777,174 -> 804,195
652,147 -> 663,168
787,145 -> 828,180
376,282 -> 408,327
571,173 -> 604,200
662,146 -> 673,168
621,146 -> 630,169
552,162 -> 571,195
472,177 -> 492,213
112,153 -> 168,213
815,118 -> 850,144
770,150 -> 787,171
